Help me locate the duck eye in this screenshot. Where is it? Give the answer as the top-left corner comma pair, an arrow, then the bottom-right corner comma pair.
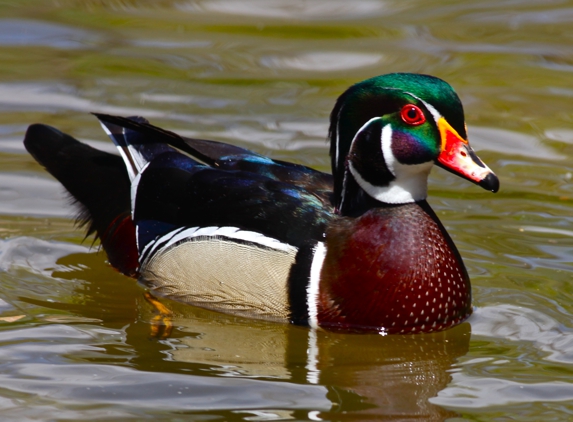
400,104 -> 426,126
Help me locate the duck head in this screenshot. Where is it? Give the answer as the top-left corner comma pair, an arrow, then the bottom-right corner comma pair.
329,73 -> 499,215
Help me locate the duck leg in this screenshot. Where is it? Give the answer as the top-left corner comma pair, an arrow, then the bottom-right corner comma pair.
143,292 -> 173,339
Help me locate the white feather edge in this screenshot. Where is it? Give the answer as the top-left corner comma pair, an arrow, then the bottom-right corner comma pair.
130,161 -> 150,223
99,122 -> 150,183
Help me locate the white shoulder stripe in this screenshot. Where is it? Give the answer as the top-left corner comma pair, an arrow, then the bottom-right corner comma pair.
307,241 -> 326,329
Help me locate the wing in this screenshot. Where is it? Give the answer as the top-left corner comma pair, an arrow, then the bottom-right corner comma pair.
94,113 -> 334,250
94,113 -> 333,206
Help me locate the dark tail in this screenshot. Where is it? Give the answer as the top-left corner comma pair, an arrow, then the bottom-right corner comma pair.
24,124 -> 139,276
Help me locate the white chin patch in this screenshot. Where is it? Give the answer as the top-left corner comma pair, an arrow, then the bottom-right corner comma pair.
349,124 -> 433,204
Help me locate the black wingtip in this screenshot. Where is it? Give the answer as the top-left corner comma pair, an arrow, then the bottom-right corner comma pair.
91,112 -> 116,123
92,112 -> 149,126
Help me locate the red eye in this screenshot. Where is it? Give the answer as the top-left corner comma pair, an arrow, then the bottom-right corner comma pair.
400,104 -> 426,126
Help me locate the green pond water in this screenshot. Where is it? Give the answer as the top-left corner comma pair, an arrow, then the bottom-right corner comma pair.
1,0 -> 573,420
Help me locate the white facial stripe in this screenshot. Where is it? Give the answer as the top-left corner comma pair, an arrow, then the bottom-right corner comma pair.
405,92 -> 442,124
339,91 -> 448,205
307,241 -> 326,329
349,117 -> 383,152
380,124 -> 395,176
348,123 -> 433,204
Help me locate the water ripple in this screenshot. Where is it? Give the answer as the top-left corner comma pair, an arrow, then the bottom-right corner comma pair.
471,304 -> 573,364
0,19 -> 97,49
177,0 -> 401,20
433,374 -> 573,408
260,51 -> 383,72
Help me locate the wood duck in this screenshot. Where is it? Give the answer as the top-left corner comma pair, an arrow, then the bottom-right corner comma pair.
24,73 -> 499,335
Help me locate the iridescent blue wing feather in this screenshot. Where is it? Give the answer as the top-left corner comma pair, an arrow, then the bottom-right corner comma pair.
94,113 -> 333,206
93,114 -> 334,251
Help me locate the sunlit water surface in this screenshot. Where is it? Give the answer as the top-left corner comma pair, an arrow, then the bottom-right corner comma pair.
1,1 -> 573,420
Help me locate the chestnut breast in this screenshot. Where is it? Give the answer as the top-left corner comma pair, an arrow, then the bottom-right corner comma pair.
317,202 -> 471,334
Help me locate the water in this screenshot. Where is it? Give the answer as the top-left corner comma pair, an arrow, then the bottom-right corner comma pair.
1,0 -> 573,420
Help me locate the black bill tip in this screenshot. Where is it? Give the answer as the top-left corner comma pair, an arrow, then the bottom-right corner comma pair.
479,172 -> 500,193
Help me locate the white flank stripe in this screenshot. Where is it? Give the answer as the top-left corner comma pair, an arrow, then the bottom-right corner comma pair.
139,226 -> 188,261
140,226 -> 298,265
229,229 -> 294,250
163,226 -> 202,249
307,241 -> 326,329
213,226 -> 242,237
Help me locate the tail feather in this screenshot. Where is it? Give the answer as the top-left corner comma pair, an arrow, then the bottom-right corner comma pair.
24,123 -> 138,276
